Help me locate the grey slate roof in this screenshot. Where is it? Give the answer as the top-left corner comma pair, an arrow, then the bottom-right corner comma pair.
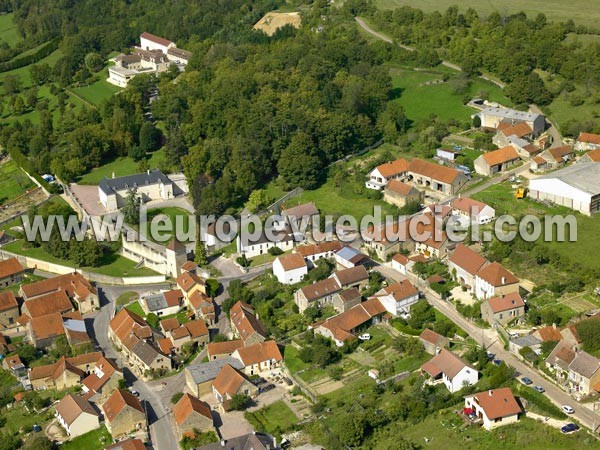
480,106 -> 542,123
185,357 -> 244,384
144,293 -> 167,312
99,169 -> 171,195
193,432 -> 277,450
568,350 -> 600,379
131,339 -> 164,365
511,334 -> 541,348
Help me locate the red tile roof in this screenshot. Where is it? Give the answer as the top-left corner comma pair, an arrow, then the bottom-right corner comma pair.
294,241 -> 343,257
548,145 -> 574,162
207,340 -> 244,358
584,149 -> 600,162
487,292 -> 524,313
212,364 -> 248,397
105,439 -> 146,450
160,317 -> 180,333
385,180 -> 416,196
140,32 -> 173,47
173,393 -> 212,425
299,277 -> 341,302
421,349 -> 473,379
276,253 -> 306,272
373,159 -> 410,178
29,313 -> 65,341
157,337 -> 174,355
481,146 -> 520,166
21,272 -> 95,300
476,262 -> 518,287
500,122 -> 532,138
55,394 -> 98,425
420,328 -> 446,346
176,271 -> 205,293
392,253 -> 409,265
450,197 -> 490,215
467,387 -> 521,419
230,301 -> 267,342
333,266 -> 368,286
0,258 -> 24,280
408,158 -> 463,184
578,132 -> 600,145
184,320 -> 209,339
23,290 -> 73,318
379,280 -> 418,301
0,291 -> 18,312
318,299 -> 386,343
163,289 -> 183,308
233,340 -> 282,366
102,389 -> 144,423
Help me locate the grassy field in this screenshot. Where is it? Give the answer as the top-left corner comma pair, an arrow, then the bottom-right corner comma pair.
71,67 -> 121,106
388,65 -> 511,124
116,291 -> 138,306
372,0 -> 600,29
77,149 -> 166,184
0,13 -> 21,47
284,345 -> 311,373
141,206 -> 192,244
60,426 -> 112,450
473,181 -> 600,274
244,400 -> 298,437
0,159 -> 35,204
2,239 -> 159,277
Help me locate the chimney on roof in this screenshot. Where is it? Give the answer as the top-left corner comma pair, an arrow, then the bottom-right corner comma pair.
501,276 -> 506,284
220,439 -> 226,447
552,323 -> 557,329
488,390 -> 493,397
112,172 -> 115,179
147,169 -> 150,175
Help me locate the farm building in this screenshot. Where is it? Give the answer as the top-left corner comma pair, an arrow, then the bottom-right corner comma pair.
528,163 -> 600,216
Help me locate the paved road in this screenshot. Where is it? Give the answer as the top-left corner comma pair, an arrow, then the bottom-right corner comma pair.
93,284 -> 178,450
530,104 -> 563,148
462,162 -> 532,197
376,264 -> 599,432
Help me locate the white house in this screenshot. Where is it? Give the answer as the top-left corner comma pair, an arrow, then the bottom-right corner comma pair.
476,106 -> 545,137
371,280 -> 419,317
450,196 -> 495,225
529,163 -> 600,216
272,253 -> 307,285
474,262 -> 519,300
140,289 -> 183,317
365,159 -> 410,190
448,244 -> 488,292
98,169 -> 174,212
421,349 -> 478,393
237,227 -> 300,258
55,394 -> 100,438
231,341 -> 283,376
575,132 -> 600,152
139,32 -> 175,53
390,253 -> 409,275
464,388 -> 522,430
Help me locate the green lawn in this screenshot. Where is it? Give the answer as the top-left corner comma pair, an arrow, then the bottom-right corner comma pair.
71,67 -> 121,106
60,426 -> 112,450
125,300 -> 146,317
0,49 -> 63,91
76,148 -> 166,185
372,0 -> 600,29
2,239 -> 159,277
399,412 -> 592,450
116,291 -> 138,307
0,160 -> 35,205
244,400 -> 298,438
139,206 -> 192,244
388,65 -> 511,124
0,13 -> 21,47
284,345 -> 311,373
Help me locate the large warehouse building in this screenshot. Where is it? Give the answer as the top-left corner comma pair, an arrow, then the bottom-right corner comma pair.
528,163 -> 600,216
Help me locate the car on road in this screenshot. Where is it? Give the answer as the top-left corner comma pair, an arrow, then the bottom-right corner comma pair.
561,423 -> 579,434
486,352 -> 495,360
533,385 -> 545,393
521,377 -> 533,385
562,405 -> 575,414
358,333 -> 371,341
129,389 -> 139,397
493,359 -> 502,366
284,377 -> 293,386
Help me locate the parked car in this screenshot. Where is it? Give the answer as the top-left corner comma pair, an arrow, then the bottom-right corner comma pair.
260,384 -> 276,393
283,377 -> 293,386
521,377 -> 533,385
486,352 -> 495,360
358,333 -> 371,341
254,377 -> 267,386
492,359 -> 502,366
533,385 -> 545,393
561,423 -> 579,434
130,389 -> 139,397
562,405 -> 575,414
32,425 -> 42,433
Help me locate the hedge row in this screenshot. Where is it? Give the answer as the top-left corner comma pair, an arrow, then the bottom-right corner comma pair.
0,39 -> 59,73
